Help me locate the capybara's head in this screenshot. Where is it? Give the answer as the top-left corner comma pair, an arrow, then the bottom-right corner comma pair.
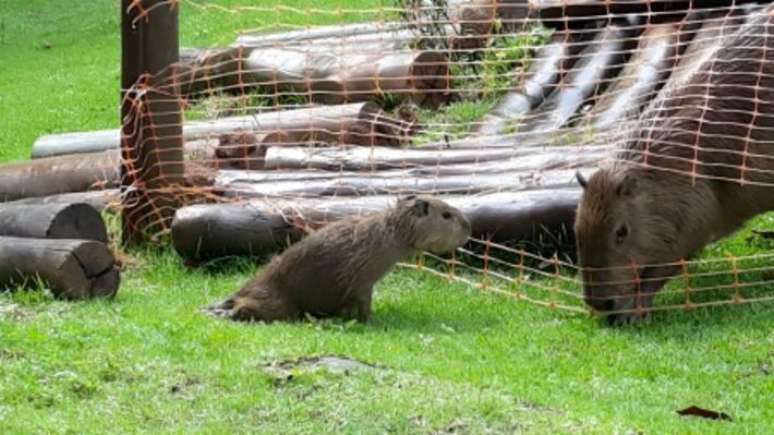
394,195 -> 471,254
575,169 -> 686,324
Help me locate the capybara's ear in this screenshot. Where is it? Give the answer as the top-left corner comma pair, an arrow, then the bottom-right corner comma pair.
397,194 -> 417,209
575,171 -> 588,189
413,198 -> 430,216
615,174 -> 638,197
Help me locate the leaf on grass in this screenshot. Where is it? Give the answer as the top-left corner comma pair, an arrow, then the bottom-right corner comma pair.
676,406 -> 732,421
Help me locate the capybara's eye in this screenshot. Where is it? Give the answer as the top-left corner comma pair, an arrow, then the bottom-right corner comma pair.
615,225 -> 629,244
442,211 -> 452,220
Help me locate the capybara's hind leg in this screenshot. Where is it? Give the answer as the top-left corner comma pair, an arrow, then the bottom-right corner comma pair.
203,296 -> 236,318
229,295 -> 301,323
339,290 -> 373,323
355,292 -> 373,323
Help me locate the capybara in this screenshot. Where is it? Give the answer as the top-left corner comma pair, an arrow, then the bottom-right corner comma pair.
575,7 -> 774,324
206,195 -> 471,323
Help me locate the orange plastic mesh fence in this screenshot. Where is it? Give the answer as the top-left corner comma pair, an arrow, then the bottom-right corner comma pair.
110,0 -> 774,320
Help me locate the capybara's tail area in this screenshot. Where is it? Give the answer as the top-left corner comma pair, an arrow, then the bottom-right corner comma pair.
202,292 -> 299,323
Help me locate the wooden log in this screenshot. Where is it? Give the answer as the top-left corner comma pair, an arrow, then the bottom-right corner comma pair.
220,167 -> 590,198
648,7 -> 757,106
171,188 -> 582,261
0,151 -> 120,202
0,150 -> 217,203
216,144 -> 608,183
121,0 -> 184,245
32,102 -> 396,158
0,237 -> 120,300
0,190 -> 120,212
495,0 -> 532,32
448,0 -> 498,50
475,30 -> 581,136
531,0 -> 760,24
175,47 -> 451,107
0,203 -> 108,243
261,145 -> 521,171
250,49 -> 451,108
231,0 -> 521,53
514,23 -> 636,137
232,22 -> 414,48
232,22 -> 415,52
578,22 -> 683,130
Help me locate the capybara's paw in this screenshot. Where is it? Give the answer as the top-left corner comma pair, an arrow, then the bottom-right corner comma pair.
605,311 -> 652,327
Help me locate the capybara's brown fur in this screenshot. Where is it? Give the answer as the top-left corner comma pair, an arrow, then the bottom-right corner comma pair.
206,196 -> 471,323
575,7 -> 774,324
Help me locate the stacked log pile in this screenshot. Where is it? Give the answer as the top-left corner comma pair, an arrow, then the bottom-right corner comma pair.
3,1 -> 766,263
0,203 -> 120,299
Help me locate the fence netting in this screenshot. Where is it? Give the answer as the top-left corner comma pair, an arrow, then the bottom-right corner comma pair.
115,0 -> 774,319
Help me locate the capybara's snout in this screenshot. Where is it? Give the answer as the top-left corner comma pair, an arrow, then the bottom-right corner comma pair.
583,287 -> 616,312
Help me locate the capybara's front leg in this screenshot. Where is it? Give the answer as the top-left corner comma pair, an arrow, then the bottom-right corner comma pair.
355,291 -> 373,323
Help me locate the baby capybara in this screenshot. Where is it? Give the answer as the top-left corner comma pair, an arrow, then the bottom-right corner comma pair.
206,195 -> 471,323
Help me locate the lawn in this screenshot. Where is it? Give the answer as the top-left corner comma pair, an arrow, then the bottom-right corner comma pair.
0,1 -> 772,434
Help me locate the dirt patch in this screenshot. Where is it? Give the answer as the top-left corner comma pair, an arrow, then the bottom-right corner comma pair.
0,349 -> 24,360
263,355 -> 380,386
267,355 -> 378,374
0,302 -> 32,321
169,377 -> 200,394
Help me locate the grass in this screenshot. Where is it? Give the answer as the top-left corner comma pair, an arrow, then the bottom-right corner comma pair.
1,1 -> 773,433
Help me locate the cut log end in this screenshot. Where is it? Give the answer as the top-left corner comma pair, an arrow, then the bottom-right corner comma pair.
89,266 -> 122,299
410,52 -> 452,108
50,203 -> 109,243
0,237 -> 121,300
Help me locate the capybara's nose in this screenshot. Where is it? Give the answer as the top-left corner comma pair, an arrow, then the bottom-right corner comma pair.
583,293 -> 615,312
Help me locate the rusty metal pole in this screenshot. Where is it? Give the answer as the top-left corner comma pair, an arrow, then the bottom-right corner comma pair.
120,0 -> 184,245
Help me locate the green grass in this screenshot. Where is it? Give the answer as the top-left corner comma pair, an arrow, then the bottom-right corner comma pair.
1,1 -> 773,433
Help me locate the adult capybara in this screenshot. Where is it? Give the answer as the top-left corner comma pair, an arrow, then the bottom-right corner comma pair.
206,195 -> 471,323
575,6 -> 774,324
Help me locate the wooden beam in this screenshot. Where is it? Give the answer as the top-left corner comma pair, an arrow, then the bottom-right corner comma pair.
120,0 -> 184,245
